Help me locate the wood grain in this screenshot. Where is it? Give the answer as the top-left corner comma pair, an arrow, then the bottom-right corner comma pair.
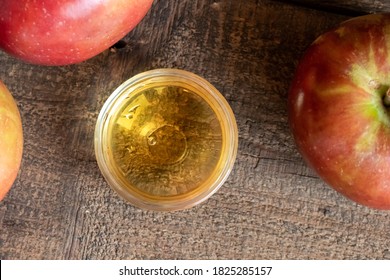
0,0 -> 390,260
276,0 -> 390,15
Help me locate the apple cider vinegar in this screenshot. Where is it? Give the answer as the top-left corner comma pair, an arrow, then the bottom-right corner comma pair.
110,83 -> 223,197
95,69 -> 238,211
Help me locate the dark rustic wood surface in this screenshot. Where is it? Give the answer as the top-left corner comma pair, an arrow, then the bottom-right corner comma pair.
278,0 -> 390,15
1,0 -> 390,260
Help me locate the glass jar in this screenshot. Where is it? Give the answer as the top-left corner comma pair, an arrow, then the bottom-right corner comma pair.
94,69 -> 238,211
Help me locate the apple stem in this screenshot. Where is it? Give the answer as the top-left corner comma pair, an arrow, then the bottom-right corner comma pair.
384,88 -> 390,107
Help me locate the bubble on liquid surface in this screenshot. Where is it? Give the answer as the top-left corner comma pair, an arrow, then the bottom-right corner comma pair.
147,125 -> 188,165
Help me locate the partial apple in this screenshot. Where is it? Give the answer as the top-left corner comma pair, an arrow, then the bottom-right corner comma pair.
0,80 -> 23,201
0,0 -> 154,65
288,13 -> 390,210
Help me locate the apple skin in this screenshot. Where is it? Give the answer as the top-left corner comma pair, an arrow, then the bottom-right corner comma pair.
0,80 -> 23,201
288,13 -> 390,210
0,0 -> 154,65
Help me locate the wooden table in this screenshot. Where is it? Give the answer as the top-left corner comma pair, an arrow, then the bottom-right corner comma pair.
1,0 -> 390,260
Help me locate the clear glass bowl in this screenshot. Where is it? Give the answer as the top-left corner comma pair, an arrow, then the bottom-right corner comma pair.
94,69 -> 238,211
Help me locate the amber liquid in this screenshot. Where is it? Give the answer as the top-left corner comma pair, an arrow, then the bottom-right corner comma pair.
108,83 -> 223,199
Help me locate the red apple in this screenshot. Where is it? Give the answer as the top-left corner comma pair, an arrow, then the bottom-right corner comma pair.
0,80 -> 23,201
288,13 -> 390,210
0,0 -> 153,65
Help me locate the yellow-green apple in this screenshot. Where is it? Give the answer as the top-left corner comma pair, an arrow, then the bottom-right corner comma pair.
0,0 -> 153,65
0,80 -> 23,201
289,13 -> 390,210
